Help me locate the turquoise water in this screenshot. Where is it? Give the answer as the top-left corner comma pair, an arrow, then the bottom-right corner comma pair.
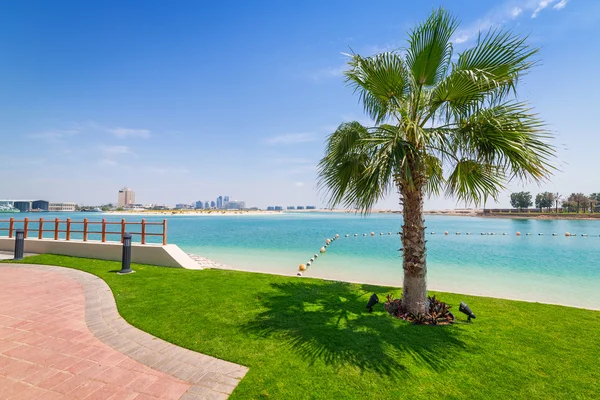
2,212 -> 599,309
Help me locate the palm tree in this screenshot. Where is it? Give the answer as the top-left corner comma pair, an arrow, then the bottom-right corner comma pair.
568,193 -> 589,213
317,9 -> 555,315
555,193 -> 562,213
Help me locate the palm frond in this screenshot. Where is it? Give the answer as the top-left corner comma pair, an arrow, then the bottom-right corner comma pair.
405,7 -> 457,86
429,29 -> 539,119
317,123 -> 415,213
453,101 -> 555,183
457,29 -> 538,78
423,154 -> 444,197
445,159 -> 504,205
317,122 -> 371,208
345,52 -> 409,124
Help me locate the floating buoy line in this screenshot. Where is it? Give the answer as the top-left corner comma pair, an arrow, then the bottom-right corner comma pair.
296,230 -> 598,277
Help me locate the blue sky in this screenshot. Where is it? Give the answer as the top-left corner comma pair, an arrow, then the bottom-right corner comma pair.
1,0 -> 598,209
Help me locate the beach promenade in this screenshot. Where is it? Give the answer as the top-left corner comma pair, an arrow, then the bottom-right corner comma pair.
0,265 -> 247,399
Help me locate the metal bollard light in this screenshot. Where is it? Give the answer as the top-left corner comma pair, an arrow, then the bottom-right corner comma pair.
14,229 -> 24,260
118,233 -> 134,274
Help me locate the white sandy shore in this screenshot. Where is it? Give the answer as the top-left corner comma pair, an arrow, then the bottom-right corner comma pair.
105,210 -> 285,217
187,253 -> 600,311
104,209 -> 482,217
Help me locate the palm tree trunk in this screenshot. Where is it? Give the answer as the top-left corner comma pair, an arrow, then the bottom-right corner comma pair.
400,186 -> 428,315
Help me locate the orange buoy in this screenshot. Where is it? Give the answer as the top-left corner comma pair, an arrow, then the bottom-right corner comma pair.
326,239 -> 331,245
320,247 -> 326,253
299,264 -> 306,271
444,231 -> 448,235
565,232 -> 570,237
516,231 -> 521,236
370,232 -> 375,236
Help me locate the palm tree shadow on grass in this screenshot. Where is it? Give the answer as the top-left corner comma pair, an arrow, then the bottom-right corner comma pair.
244,281 -> 471,378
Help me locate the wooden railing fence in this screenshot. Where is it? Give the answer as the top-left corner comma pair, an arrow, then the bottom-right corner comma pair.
0,218 -> 167,245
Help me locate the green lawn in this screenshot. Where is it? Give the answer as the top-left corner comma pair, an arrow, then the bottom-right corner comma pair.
3,255 -> 599,399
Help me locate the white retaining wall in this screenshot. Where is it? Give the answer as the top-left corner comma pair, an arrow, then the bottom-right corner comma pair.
0,237 -> 201,269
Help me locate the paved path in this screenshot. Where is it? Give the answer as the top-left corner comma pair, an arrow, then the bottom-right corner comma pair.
0,264 -> 248,399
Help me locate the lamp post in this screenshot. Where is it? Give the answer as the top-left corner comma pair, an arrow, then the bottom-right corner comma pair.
13,229 -> 24,260
117,233 -> 134,274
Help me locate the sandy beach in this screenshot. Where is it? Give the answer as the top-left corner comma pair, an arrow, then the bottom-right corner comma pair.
105,210 -> 285,216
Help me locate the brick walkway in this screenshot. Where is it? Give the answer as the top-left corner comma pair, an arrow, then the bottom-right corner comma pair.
0,265 -> 248,399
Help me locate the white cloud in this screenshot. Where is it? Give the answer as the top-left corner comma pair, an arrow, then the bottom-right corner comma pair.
454,34 -> 470,44
532,0 -> 554,18
553,0 -> 568,10
294,182 -> 305,187
108,127 -> 151,139
511,7 -> 523,17
265,133 -> 316,145
452,0 -> 567,44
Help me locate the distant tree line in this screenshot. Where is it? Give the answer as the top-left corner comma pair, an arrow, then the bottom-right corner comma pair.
509,191 -> 600,213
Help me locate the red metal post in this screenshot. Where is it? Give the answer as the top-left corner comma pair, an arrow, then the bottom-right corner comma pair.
54,218 -> 59,240
8,217 -> 14,238
141,219 -> 146,245
23,218 -> 29,239
83,218 -> 88,241
66,218 -> 71,241
121,219 -> 126,243
101,218 -> 107,242
162,219 -> 168,245
38,218 -> 44,239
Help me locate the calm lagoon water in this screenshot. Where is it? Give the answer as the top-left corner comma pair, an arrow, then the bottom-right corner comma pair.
3,212 -> 600,309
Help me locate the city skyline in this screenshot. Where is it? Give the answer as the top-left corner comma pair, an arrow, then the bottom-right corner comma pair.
1,1 -> 597,209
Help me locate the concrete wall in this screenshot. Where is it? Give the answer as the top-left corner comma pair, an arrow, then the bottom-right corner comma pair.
0,237 -> 201,270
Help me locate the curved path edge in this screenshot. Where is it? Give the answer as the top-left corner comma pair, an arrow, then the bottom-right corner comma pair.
14,264 -> 248,400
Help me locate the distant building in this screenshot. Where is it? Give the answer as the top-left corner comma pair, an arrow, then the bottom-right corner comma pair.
175,203 -> 192,210
204,201 -> 210,209
195,201 -> 204,209
224,196 -> 229,202
274,206 -> 283,211
217,196 -> 223,209
306,206 -> 316,210
124,203 -> 145,210
118,187 -> 135,208
13,201 -> 32,212
32,200 -> 49,211
267,206 -> 275,211
287,206 -> 296,210
210,201 -> 216,208
296,206 -> 305,210
49,202 -> 77,212
225,201 -> 245,210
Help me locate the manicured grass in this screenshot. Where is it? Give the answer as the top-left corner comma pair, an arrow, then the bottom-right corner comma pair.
3,255 -> 600,399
